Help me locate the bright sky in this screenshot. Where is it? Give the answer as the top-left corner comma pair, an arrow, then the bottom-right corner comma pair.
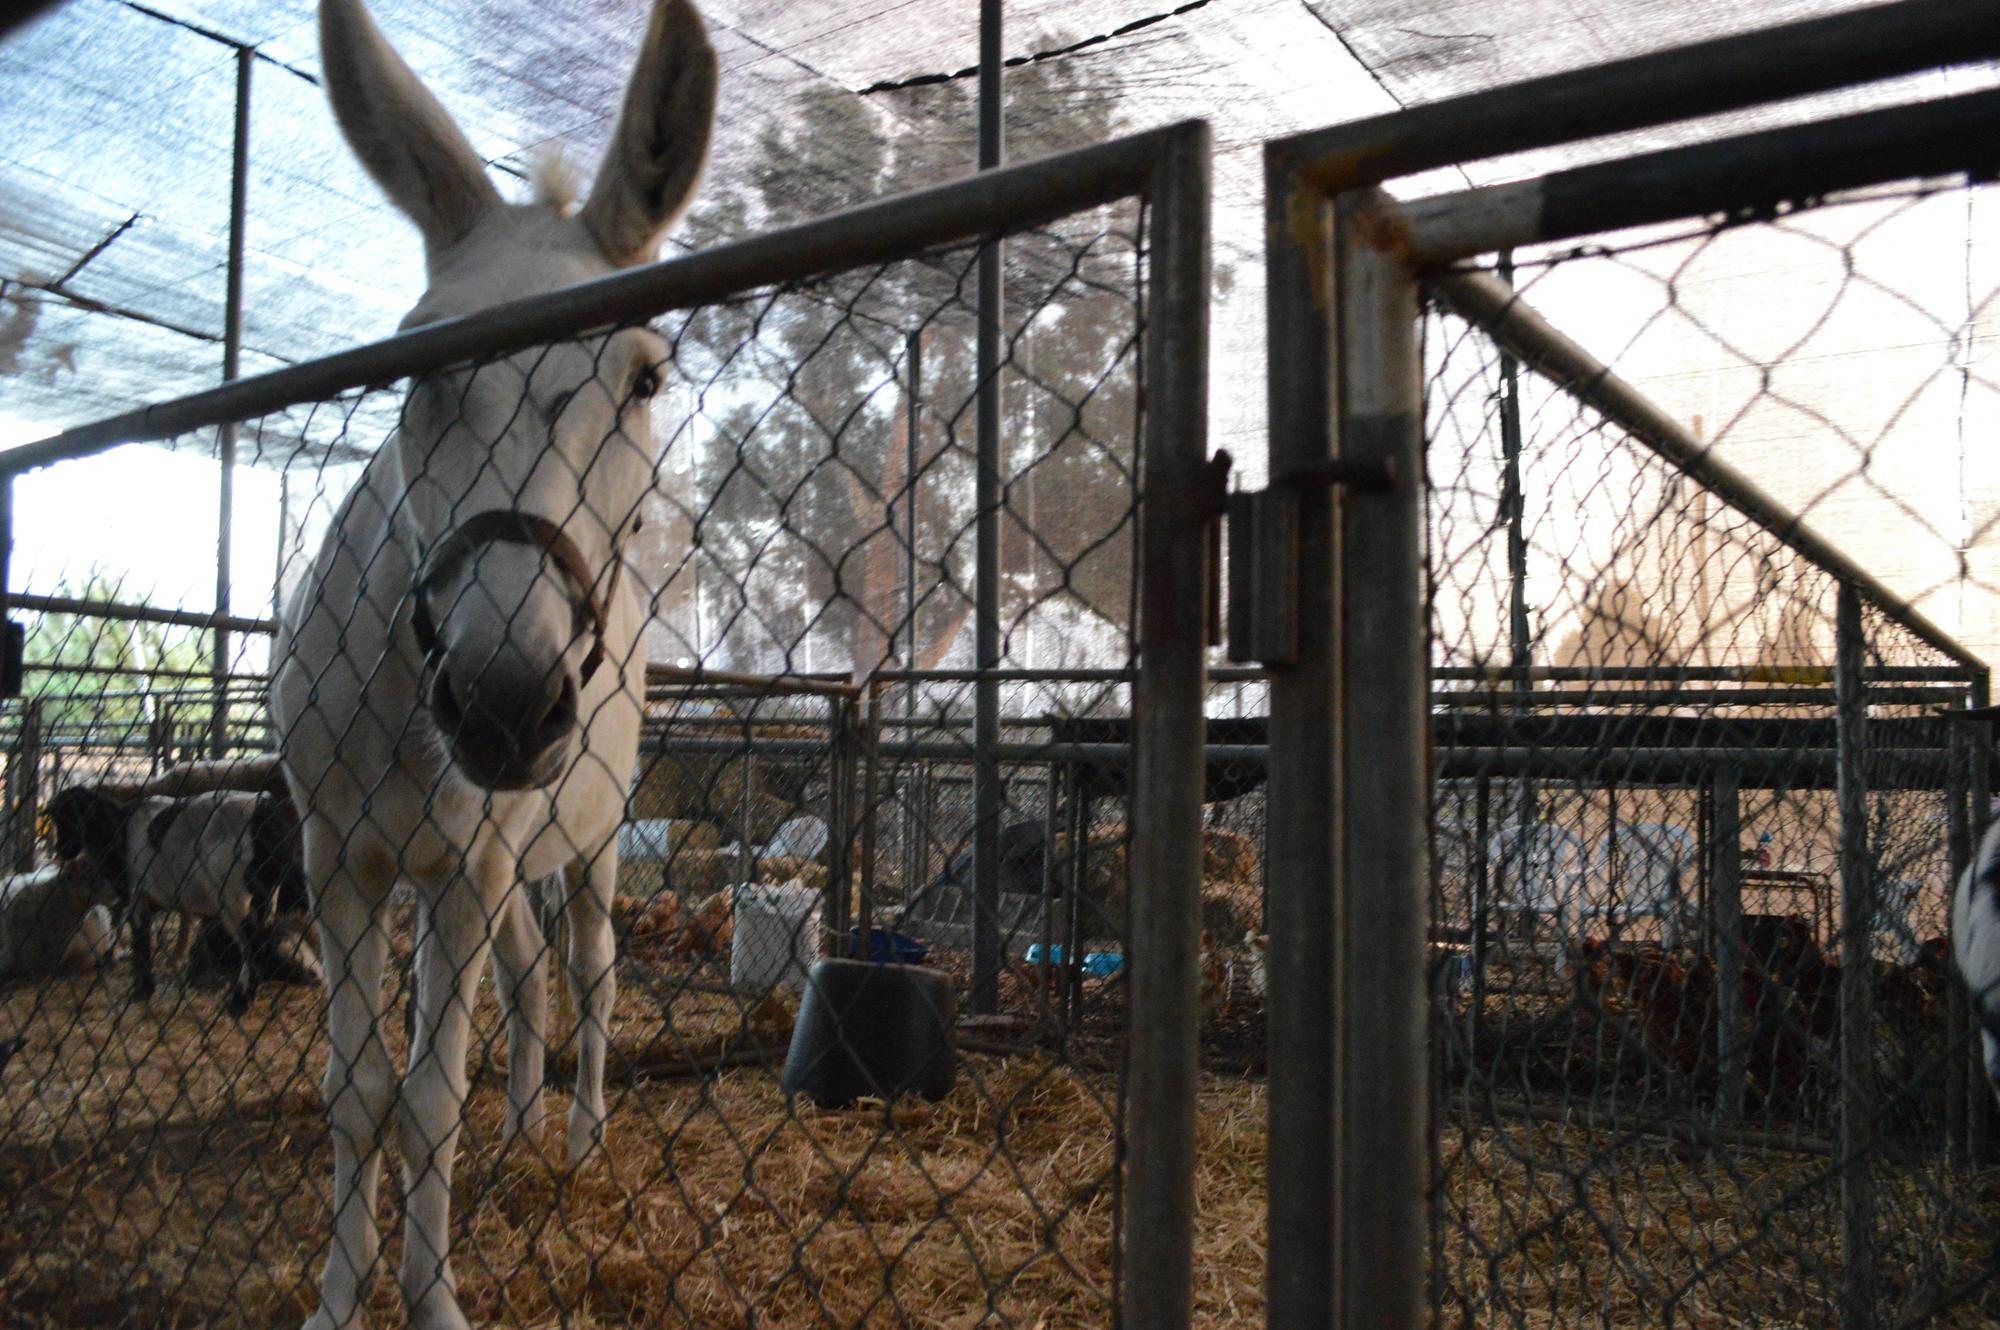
0,417 -> 284,673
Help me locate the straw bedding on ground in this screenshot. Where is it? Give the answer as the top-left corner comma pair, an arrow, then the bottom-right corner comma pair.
3,958 -> 1997,1327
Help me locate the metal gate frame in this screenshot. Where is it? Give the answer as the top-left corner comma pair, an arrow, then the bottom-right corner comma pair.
3,120 -> 1214,1329
1258,2 -> 2000,1325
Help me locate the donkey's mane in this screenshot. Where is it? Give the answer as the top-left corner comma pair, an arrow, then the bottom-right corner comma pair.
530,148 -> 582,216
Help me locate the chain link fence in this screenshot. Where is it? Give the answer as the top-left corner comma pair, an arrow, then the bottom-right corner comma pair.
1255,12 -> 2000,1326
1424,233 -> 1992,1325
0,112 -> 1216,1327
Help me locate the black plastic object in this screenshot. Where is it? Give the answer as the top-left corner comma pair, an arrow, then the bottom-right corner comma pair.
781,958 -> 957,1107
1,620 -> 22,698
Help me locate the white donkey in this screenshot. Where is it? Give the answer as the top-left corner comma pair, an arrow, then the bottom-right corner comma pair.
274,2 -> 715,1327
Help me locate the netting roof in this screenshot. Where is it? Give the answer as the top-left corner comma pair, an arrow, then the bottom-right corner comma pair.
2,0 -> 1968,447
3,1 -> 1998,662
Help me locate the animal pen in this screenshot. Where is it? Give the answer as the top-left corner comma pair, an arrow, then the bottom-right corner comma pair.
2,3 -> 2000,1328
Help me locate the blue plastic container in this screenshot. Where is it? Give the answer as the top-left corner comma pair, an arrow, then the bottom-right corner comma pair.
848,926 -> 929,965
1023,944 -> 1125,978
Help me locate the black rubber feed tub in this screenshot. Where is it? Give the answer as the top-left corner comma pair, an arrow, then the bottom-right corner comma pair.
780,958 -> 957,1107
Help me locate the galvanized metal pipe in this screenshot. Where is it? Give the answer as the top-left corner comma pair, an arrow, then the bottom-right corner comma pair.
969,0 -> 1005,1018
1948,722 -> 1972,1158
1123,118 -> 1210,1330
1496,252 -> 1530,680
6,592 -> 274,636
1261,115 -> 1339,1330
1267,0 -> 2000,192
1435,664 -> 1968,683
1394,86 -> 2000,268
212,43 -> 251,759
1711,765 -> 1745,1119
1835,581 -> 1877,1330
1333,190 -> 1426,1330
1972,669 -> 1995,1167
7,124 -> 1202,476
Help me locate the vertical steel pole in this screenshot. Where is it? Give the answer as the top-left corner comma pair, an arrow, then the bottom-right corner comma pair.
1948,714 -> 1971,1158
1261,147 -> 1337,1325
1712,764 -> 1745,1119
1970,668 -> 1995,1166
905,329 -> 921,674
1124,119 -> 1210,1330
1495,253 -> 1538,956
1496,252 -> 1530,684
15,699 -> 39,874
827,696 -> 853,947
0,471 -> 12,622
0,470 -> 15,705
1334,190 -> 1426,1330
1472,775 -> 1490,1055
1039,760 -> 1060,1029
274,466 -> 289,619
1834,581 -> 1876,1330
858,684 -> 881,951
903,331 -> 923,906
970,0 -> 1005,1015
212,44 -> 252,758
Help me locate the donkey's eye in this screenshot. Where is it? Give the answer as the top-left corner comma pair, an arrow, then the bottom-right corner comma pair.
630,364 -> 661,401
546,389 -> 576,423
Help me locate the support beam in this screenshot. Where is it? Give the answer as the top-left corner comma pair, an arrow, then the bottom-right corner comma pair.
1333,190 -> 1426,1330
969,0 -> 1005,1017
1123,118 -> 1211,1330
212,44 -> 252,759
1835,582 -> 1877,1330
1712,765 -> 1745,1119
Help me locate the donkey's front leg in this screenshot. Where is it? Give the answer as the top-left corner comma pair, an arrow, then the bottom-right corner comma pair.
563,851 -> 618,1166
396,867 -> 503,1330
490,881 -> 548,1147
304,841 -> 394,1330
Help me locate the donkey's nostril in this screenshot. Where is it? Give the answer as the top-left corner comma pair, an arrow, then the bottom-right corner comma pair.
430,668 -> 466,731
429,658 -> 576,790
529,675 -> 578,754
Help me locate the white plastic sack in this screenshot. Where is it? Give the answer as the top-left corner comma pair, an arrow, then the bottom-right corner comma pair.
729,880 -> 820,996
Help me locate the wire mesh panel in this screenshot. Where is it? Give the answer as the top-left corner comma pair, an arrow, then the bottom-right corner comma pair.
1416,181 -> 1996,1328
0,107 -> 1214,1326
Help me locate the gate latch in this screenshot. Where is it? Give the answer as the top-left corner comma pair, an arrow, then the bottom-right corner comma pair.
1224,457 -> 1396,667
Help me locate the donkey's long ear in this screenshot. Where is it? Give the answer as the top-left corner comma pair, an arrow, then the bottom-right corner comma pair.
319,0 -> 500,258
581,0 -> 718,268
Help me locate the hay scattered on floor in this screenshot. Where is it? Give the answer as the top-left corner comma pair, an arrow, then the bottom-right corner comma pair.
5,957 -> 1996,1329
0,962 -> 1267,1328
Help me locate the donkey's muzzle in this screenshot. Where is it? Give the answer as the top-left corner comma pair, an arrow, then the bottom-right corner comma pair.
430,657 -> 577,790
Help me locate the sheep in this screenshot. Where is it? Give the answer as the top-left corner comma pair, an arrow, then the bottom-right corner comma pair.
0,855 -> 114,979
45,786 -> 302,1014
